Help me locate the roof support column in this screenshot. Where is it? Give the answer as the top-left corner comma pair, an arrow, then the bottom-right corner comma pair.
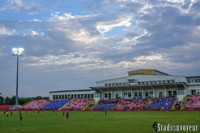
121,90 -> 123,99
153,89 -> 155,98
142,89 -> 144,99
165,88 -> 167,97
111,90 -> 113,99
101,92 -> 104,100
131,89 -> 133,99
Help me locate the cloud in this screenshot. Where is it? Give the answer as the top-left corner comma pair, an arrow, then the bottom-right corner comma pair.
0,0 -> 200,97
0,0 -> 31,11
96,16 -> 132,33
23,30 -> 44,37
0,25 -> 16,35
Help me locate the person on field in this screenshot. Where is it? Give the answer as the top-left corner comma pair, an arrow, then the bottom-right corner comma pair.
6,110 -> 9,120
152,121 -> 157,133
65,111 -> 69,120
19,111 -> 23,121
63,110 -> 65,117
105,107 -> 107,117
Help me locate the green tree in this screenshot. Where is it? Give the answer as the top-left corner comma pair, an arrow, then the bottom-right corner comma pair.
5,97 -> 11,105
0,96 -> 4,105
10,96 -> 16,105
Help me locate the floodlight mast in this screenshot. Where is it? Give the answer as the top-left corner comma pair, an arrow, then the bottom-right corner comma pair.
12,48 -> 24,105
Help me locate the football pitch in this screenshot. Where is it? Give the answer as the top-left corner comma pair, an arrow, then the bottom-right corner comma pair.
0,111 -> 200,133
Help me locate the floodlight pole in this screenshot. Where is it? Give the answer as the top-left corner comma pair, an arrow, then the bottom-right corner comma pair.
16,54 -> 19,105
13,48 -> 23,105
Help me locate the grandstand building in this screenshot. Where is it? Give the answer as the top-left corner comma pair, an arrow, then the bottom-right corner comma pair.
91,69 -> 200,102
49,89 -> 95,100
49,69 -> 200,103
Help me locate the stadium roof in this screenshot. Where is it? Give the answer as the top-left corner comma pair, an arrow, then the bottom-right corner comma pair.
90,82 -> 187,91
49,89 -> 93,93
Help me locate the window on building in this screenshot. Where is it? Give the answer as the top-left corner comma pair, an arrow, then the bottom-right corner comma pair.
59,95 -> 61,99
105,93 -> 108,98
191,90 -> 196,95
128,92 -> 131,97
62,95 -> 64,99
149,91 -> 153,97
134,92 -> 138,97
173,91 -> 177,96
167,80 -> 170,83
145,92 -> 148,97
139,92 -> 142,98
95,93 -> 100,98
71,95 -> 74,99
65,95 -> 67,99
124,92 -> 128,98
178,90 -> 184,95
84,94 -> 87,98
91,94 -> 94,98
109,93 -> 111,99
88,94 -> 90,98
81,94 -> 83,98
74,95 -> 77,99
68,95 -> 70,99
153,81 -> 157,84
158,81 -> 161,84
168,91 -> 172,96
159,92 -> 163,97
53,95 -> 55,99
56,95 -> 58,99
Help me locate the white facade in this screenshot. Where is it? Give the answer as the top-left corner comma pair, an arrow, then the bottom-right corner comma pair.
92,75 -> 200,102
49,89 -> 96,100
96,75 -> 187,87
49,73 -> 200,103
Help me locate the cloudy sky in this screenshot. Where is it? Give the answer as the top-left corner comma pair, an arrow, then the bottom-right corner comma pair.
0,0 -> 200,98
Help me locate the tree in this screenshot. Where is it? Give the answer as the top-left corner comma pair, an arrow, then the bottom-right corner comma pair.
5,97 -> 11,105
0,96 -> 4,105
10,96 -> 16,105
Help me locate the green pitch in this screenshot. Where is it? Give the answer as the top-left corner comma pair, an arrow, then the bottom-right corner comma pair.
0,111 -> 199,133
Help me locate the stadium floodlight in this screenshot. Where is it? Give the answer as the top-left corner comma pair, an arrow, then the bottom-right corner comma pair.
12,48 -> 24,105
12,48 -> 24,56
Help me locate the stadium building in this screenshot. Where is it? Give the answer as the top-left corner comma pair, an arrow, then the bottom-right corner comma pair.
49,89 -> 95,100
49,69 -> 200,103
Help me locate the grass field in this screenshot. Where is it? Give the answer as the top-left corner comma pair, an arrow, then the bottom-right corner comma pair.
0,111 -> 200,133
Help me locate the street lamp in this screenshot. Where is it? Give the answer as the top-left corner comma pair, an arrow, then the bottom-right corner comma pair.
12,48 -> 24,105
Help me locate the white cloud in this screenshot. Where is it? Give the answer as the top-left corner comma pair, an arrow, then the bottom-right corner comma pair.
23,30 -> 44,37
1,0 -> 31,11
96,16 -> 132,33
30,19 -> 42,22
135,54 -> 163,61
69,29 -> 98,44
0,26 -> 16,35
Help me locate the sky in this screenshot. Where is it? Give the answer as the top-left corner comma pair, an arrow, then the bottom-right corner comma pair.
0,0 -> 200,98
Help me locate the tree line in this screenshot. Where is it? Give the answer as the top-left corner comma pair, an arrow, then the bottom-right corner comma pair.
0,96 -> 49,105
